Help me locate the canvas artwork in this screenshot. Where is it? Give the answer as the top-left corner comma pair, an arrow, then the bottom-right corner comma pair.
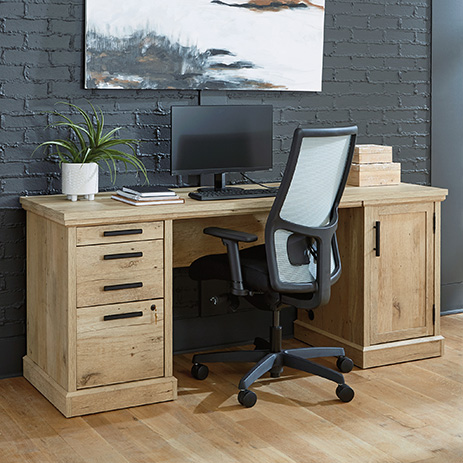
85,0 -> 325,91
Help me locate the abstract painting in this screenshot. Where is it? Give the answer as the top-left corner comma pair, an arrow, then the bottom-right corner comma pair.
85,0 -> 325,91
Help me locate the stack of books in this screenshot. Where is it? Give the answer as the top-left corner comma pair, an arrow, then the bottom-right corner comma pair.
111,186 -> 185,206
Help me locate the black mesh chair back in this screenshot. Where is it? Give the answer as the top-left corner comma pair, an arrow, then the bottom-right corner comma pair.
266,127 -> 357,308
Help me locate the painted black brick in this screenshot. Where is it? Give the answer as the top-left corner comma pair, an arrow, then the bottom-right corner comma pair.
0,0 -> 432,377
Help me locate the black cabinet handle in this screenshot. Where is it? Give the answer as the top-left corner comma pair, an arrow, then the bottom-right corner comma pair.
103,311 -> 143,321
103,282 -> 143,291
103,229 -> 143,237
374,221 -> 380,257
103,251 -> 143,260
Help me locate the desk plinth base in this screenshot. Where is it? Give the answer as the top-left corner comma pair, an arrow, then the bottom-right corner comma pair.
294,321 -> 445,369
23,356 -> 178,418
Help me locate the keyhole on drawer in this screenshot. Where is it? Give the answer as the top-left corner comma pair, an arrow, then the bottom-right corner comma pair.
151,304 -> 158,323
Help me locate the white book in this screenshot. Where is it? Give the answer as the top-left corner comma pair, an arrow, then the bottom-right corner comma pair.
112,195 -> 185,206
122,185 -> 177,197
116,190 -> 179,201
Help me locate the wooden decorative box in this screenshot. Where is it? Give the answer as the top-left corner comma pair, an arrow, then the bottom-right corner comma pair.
348,162 -> 401,187
353,145 -> 393,164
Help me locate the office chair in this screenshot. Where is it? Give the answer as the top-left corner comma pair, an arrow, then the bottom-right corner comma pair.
189,126 -> 358,407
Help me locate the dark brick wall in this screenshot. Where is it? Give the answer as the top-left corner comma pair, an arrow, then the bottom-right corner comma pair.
0,0 -> 431,377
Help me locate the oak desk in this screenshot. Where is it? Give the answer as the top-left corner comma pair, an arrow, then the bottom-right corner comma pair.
20,183 -> 447,417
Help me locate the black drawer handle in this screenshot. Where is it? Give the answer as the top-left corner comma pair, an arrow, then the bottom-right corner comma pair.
103,282 -> 143,291
374,221 -> 380,257
103,311 -> 143,321
103,229 -> 143,237
103,251 -> 143,260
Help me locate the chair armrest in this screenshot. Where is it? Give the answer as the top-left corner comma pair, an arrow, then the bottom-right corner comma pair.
203,227 -> 256,297
204,227 -> 258,243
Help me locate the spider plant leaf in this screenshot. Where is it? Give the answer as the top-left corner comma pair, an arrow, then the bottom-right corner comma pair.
50,115 -> 90,152
98,157 -> 114,183
99,138 -> 138,153
80,147 -> 92,164
97,140 -> 135,153
99,127 -> 125,144
67,125 -> 89,151
38,139 -> 79,156
66,102 -> 96,142
92,102 -> 105,143
102,149 -> 148,181
50,112 -> 75,126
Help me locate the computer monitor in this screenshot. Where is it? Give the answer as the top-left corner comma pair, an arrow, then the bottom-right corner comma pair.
171,104 -> 273,190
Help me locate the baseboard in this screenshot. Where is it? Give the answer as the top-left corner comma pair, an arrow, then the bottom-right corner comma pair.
441,308 -> 463,315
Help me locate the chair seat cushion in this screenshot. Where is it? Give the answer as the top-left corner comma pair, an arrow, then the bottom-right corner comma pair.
189,244 -> 315,311
189,244 -> 270,290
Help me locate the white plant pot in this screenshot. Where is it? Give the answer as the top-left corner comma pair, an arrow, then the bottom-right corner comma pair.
62,162 -> 99,201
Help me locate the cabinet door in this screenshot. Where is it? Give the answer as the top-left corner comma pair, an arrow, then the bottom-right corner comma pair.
368,202 -> 435,344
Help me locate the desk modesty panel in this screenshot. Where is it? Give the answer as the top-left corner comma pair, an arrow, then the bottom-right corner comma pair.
20,183 -> 447,416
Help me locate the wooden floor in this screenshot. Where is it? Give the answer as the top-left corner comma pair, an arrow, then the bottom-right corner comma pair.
1,314 -> 462,463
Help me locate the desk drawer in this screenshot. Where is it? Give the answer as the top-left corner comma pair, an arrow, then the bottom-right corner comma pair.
76,240 -> 164,307
77,221 -> 163,246
76,299 -> 164,389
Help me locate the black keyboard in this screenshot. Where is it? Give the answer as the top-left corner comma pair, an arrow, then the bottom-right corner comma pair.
189,187 -> 278,201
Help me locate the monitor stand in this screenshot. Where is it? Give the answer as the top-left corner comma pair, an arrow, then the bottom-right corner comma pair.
197,173 -> 244,193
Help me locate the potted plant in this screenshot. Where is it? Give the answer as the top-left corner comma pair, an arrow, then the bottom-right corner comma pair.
35,101 -> 148,201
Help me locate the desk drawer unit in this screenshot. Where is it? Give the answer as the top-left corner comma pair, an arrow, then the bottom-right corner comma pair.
76,299 -> 164,389
22,212 -> 177,417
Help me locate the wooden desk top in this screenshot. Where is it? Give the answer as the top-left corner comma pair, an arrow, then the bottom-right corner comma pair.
20,183 -> 447,227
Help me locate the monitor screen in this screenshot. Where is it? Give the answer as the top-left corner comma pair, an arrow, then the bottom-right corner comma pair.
171,105 -> 273,176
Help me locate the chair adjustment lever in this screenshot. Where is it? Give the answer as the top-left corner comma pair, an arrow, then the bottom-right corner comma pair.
210,293 -> 240,312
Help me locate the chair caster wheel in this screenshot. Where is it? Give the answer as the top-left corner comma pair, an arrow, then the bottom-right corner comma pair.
336,355 -> 354,373
336,384 -> 355,402
238,389 -> 257,408
270,366 -> 283,378
191,363 -> 209,380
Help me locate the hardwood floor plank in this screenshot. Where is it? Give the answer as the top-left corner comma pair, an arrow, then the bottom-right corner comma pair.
0,379 -> 84,463
411,447 -> 463,463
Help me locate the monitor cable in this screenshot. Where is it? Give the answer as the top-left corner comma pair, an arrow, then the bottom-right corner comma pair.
240,173 -> 279,190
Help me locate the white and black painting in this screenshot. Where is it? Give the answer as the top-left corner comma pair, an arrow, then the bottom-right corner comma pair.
85,0 -> 325,91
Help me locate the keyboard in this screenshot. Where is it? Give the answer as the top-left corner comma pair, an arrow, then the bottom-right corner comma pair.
189,187 -> 279,201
